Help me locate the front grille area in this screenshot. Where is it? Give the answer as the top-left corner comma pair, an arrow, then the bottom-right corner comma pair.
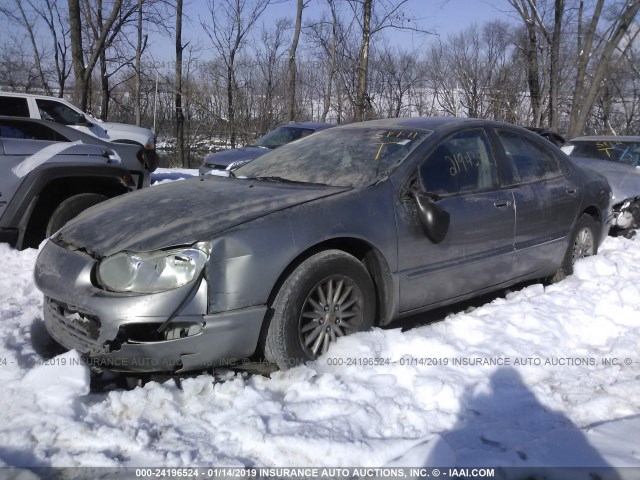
44,297 -> 103,353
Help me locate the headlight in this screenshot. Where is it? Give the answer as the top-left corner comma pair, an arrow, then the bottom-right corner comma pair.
145,137 -> 155,150
97,244 -> 209,293
227,159 -> 249,170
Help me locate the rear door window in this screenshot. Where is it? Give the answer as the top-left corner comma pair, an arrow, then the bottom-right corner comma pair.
0,96 -> 30,117
496,129 -> 561,183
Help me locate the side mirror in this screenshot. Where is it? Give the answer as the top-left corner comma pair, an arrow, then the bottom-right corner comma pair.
413,191 -> 450,244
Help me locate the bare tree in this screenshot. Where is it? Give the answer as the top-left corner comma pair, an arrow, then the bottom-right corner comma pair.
287,0 -> 307,121
134,0 -> 145,125
32,0 -> 73,97
176,0 -> 185,166
347,0 -> 431,121
201,0 -> 271,148
567,0 -> 640,137
507,0 -> 543,126
0,0 -> 52,95
68,0 -> 138,110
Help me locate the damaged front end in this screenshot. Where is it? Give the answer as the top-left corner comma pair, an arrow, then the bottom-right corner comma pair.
35,238 -> 266,373
611,197 -> 640,238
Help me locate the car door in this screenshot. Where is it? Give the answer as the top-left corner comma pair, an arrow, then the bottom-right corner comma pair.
395,127 -> 516,313
492,128 -> 581,276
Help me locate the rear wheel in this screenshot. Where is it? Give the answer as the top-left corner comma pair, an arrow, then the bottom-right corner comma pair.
46,193 -> 108,237
550,213 -> 598,283
264,250 -> 376,370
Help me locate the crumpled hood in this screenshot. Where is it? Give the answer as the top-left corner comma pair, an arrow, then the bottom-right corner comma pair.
56,176 -> 348,257
204,146 -> 269,168
571,156 -> 640,203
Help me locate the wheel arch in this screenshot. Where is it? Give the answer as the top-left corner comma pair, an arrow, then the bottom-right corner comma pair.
257,236 -> 396,353
20,173 -> 130,248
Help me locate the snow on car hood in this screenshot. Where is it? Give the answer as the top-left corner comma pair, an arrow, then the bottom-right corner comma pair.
55,176 -> 348,257
203,146 -> 269,168
570,156 -> 640,203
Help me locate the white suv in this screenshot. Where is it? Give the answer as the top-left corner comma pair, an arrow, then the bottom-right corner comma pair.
0,92 -> 158,170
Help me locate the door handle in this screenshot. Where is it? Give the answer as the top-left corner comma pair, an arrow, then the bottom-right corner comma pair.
566,187 -> 577,196
494,200 -> 512,208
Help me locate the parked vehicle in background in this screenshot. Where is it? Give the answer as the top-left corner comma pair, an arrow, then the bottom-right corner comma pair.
34,117 -> 611,374
525,127 -> 566,147
0,91 -> 158,171
562,136 -> 640,167
561,136 -> 640,237
0,136 -> 135,249
0,116 -> 152,189
198,121 -> 334,175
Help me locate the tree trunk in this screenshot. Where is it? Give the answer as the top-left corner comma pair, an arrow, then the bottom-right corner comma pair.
100,52 -> 110,120
68,0 -> 86,106
525,20 -> 542,127
227,60 -> 236,148
135,0 -> 143,126
354,0 -> 372,121
287,0 -> 304,121
175,0 -> 185,167
548,0 -> 563,130
321,0 -> 337,123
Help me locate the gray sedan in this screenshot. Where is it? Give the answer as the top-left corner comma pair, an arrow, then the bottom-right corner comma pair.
34,117 -> 612,373
563,136 -> 640,236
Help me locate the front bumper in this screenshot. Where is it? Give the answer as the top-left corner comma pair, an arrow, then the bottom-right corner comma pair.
35,240 -> 266,373
611,198 -> 640,236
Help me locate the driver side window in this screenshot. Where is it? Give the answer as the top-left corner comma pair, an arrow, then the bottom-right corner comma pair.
35,99 -> 84,126
420,128 -> 497,196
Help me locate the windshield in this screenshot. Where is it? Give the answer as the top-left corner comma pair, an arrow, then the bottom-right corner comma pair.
252,126 -> 317,149
235,126 -> 431,187
569,140 -> 640,167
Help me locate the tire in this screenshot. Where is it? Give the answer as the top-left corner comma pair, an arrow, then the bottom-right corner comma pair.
550,213 -> 598,283
264,250 -> 376,370
46,193 -> 108,237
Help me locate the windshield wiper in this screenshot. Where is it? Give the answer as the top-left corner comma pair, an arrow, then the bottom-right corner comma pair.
250,176 -> 329,186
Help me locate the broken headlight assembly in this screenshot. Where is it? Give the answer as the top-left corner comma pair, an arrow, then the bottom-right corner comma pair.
97,242 -> 210,294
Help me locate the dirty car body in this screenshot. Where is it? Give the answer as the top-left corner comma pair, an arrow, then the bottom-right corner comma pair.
34,118 -> 612,373
563,136 -> 640,236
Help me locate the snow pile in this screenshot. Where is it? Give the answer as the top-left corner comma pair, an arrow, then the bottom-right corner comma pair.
151,168 -> 227,185
0,236 -> 639,473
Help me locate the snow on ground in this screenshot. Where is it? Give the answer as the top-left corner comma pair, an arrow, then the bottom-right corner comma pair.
151,168 -> 228,185
0,234 -> 639,476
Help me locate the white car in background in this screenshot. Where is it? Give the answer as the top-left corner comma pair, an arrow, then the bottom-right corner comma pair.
0,91 -> 158,170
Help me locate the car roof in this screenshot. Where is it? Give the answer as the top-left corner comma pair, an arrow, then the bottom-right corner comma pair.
284,121 -> 334,130
338,116 -> 524,133
570,135 -> 640,142
0,91 -> 53,99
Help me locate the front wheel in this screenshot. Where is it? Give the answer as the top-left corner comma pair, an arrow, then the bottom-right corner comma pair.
46,193 -> 108,237
264,250 -> 376,370
550,213 -> 598,283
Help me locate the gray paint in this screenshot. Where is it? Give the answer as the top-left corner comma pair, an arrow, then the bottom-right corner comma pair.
34,117 -> 613,373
